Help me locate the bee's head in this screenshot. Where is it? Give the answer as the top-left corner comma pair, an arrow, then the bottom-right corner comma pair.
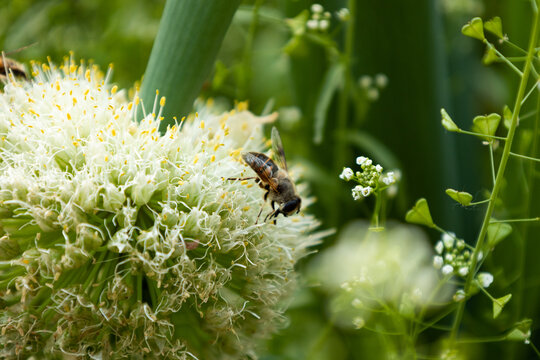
281,196 -> 301,216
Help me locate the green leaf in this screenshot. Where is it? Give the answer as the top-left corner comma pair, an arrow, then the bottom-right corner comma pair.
441,108 -> 459,132
484,16 -> 503,38
445,189 -> 473,206
462,17 -> 485,41
487,221 -> 512,248
405,198 -> 435,227
503,105 -> 513,129
313,63 -> 344,144
140,0 -> 242,132
482,46 -> 498,65
506,319 -> 532,341
471,113 -> 501,140
493,294 -> 512,319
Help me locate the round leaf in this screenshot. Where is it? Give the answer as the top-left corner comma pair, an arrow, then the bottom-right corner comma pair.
441,108 -> 459,132
487,221 -> 512,248
471,113 -> 501,140
446,189 -> 473,206
484,17 -> 503,38
405,198 -> 435,227
462,17 -> 485,41
493,293 -> 512,319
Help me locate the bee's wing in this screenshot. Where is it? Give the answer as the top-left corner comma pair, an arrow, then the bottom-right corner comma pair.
242,152 -> 279,191
271,127 -> 288,172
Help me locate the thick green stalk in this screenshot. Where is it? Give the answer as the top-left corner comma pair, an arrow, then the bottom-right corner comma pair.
139,0 -> 241,132
449,3 -> 540,343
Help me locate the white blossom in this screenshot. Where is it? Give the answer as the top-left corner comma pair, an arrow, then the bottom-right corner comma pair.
319,19 -> 330,30
433,255 -> 443,269
458,267 -> 469,276
382,171 -> 396,185
375,164 -> 383,173
453,289 -> 466,302
361,186 -> 373,197
337,8 -> 350,21
442,264 -> 454,275
352,185 -> 363,200
340,167 -> 354,181
358,75 -> 372,89
375,73 -> 389,88
307,19 -> 319,30
442,233 -> 455,249
311,3 -> 324,13
435,241 -> 444,254
477,272 -> 494,288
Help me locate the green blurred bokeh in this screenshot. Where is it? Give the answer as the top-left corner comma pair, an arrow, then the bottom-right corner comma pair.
2,0 -> 539,359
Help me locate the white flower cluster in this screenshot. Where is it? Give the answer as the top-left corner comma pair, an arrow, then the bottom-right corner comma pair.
0,57 -> 323,359
307,3 -> 331,31
339,156 -> 398,201
433,233 -> 493,289
358,73 -> 388,101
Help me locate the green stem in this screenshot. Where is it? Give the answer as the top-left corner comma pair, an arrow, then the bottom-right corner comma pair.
490,217 -> 540,223
335,0 -> 355,172
509,151 -> 540,162
449,5 -> 540,344
456,128 -> 507,140
237,0 -> 262,100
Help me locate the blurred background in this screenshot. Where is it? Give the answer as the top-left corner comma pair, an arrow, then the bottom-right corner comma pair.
2,0 -> 539,359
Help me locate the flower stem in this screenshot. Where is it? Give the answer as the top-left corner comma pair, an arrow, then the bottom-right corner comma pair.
449,3 -> 540,344
335,0 -> 355,172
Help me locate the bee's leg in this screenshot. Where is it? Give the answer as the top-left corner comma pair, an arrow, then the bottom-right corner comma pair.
226,176 -> 258,181
264,201 -> 278,223
256,191 -> 270,224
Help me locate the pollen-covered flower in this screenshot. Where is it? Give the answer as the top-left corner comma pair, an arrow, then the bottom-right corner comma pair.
0,57 -> 323,359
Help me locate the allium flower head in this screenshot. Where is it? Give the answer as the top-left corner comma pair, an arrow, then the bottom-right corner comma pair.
0,57 -> 322,359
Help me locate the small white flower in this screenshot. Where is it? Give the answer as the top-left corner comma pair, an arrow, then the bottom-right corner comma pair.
435,241 -> 444,254
367,88 -> 379,101
319,19 -> 330,31
352,317 -> 365,329
382,172 -> 396,185
433,256 -> 443,269
352,185 -> 363,201
375,164 -> 383,173
339,167 -> 354,181
444,253 -> 454,262
442,233 -> 455,249
351,298 -> 363,309
477,251 -> 483,261
458,267 -> 469,276
374,73 -> 389,88
311,3 -> 324,13
477,272 -> 494,288
453,289 -> 466,302
361,186 -> 373,197
441,264 -> 454,275
336,8 -> 350,21
306,19 -> 318,30
356,156 -> 368,165
358,75 -> 372,89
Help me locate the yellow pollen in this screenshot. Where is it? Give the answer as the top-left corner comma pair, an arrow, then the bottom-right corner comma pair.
84,89 -> 90,96
85,69 -> 91,81
67,113 -> 72,120
104,156 -> 109,162
211,155 -> 215,162
247,183 -> 254,188
241,180 -> 248,185
193,155 -> 199,164
111,129 -> 116,136
160,96 -> 166,107
242,206 -> 250,211
111,85 -> 118,94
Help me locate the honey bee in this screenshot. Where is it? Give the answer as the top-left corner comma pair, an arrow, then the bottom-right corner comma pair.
229,127 -> 301,223
0,53 -> 27,83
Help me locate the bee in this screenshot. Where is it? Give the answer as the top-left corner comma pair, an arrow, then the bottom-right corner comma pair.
0,55 -> 27,82
0,44 -> 36,84
229,127 -> 301,224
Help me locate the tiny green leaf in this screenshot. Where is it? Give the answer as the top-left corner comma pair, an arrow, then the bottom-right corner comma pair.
506,319 -> 532,341
441,108 -> 459,132
405,198 -> 434,227
482,46 -> 498,65
484,16 -> 503,38
493,293 -> 512,319
503,105 -> 513,130
462,17 -> 485,41
446,189 -> 473,206
487,221 -> 512,248
471,113 -> 501,140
